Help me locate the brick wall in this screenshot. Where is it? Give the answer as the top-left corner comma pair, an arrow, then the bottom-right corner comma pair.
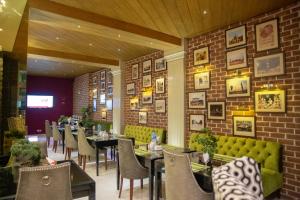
121,51 -> 168,132
185,2 -> 299,198
73,73 -> 89,115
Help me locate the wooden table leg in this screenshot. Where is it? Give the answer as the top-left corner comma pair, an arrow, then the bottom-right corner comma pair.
116,151 -> 120,190
62,131 -> 65,154
148,160 -> 155,200
96,147 -> 99,176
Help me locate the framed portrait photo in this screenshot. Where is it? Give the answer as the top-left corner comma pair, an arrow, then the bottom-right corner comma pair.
194,46 -> 209,66
93,99 -> 97,112
142,91 -> 153,104
226,76 -> 251,97
92,76 -> 97,85
188,92 -> 206,109
132,64 -> 139,80
254,53 -> 284,78
126,83 -> 135,95
101,111 -> 107,121
99,93 -> 106,105
107,72 -> 112,84
107,85 -> 113,96
139,112 -> 147,124
142,75 -> 152,88
190,114 -> 205,131
100,71 -> 106,81
255,89 -> 286,113
226,25 -> 247,49
100,82 -> 106,91
155,99 -> 166,113
155,78 -> 165,94
208,102 -> 226,120
143,59 -> 152,73
255,19 -> 279,52
130,97 -> 139,110
92,88 -> 97,99
155,58 -> 167,72
194,71 -> 210,90
233,116 -> 255,137
226,48 -> 247,70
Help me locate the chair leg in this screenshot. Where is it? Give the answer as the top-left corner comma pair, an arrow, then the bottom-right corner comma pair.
88,155 -> 91,161
140,179 -> 143,189
53,141 -> 57,153
47,137 -> 50,147
118,177 -> 123,198
64,147 -> 68,160
129,179 -> 134,200
104,152 -> 108,170
68,148 -> 72,160
78,153 -> 82,166
83,155 -> 86,171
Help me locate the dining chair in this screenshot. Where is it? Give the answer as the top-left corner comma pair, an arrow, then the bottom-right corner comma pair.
77,127 -> 107,171
45,120 -> 52,147
118,138 -> 148,200
15,162 -> 72,200
163,150 -> 213,200
64,125 -> 78,160
52,121 -> 61,153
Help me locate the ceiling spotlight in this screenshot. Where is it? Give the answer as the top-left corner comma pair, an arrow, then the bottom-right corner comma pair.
203,10 -> 207,15
89,43 -> 93,46
55,37 -> 60,40
118,48 -> 121,51
0,28 -> 3,31
77,25 -> 81,28
150,42 -> 153,45
118,34 -> 121,38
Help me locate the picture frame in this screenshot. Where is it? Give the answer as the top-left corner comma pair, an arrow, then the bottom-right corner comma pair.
132,64 -> 139,80
100,82 -> 106,91
139,112 -> 147,124
92,88 -> 97,99
142,91 -> 153,104
130,97 -> 139,110
188,92 -> 206,109
155,99 -> 166,113
233,116 -> 255,137
208,102 -> 226,120
155,58 -> 167,72
93,99 -> 97,112
255,18 -> 279,52
92,76 -> 97,85
107,72 -> 112,84
107,85 -> 113,96
194,71 -> 210,90
126,83 -> 135,95
143,59 -> 152,73
155,78 -> 165,94
100,71 -> 106,81
142,75 -> 152,88
101,111 -> 107,121
226,25 -> 247,49
226,48 -> 248,70
193,46 -> 209,66
226,76 -> 251,97
254,53 -> 284,78
99,93 -> 106,105
255,89 -> 286,113
190,114 -> 205,131
106,99 -> 112,110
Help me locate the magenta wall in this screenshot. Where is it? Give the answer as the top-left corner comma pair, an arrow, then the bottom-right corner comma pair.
26,76 -> 73,134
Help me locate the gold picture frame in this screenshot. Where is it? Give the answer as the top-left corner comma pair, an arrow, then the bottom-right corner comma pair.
255,89 -> 286,113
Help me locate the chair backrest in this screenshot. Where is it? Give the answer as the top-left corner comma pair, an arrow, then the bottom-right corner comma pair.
16,162 -> 72,200
65,125 -> 77,149
163,150 -> 213,200
45,120 -> 52,137
78,127 -> 94,156
52,122 -> 60,141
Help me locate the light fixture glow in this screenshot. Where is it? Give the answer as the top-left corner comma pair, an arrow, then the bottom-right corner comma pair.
118,34 -> 121,38
118,48 -> 121,51
0,28 -> 3,31
89,43 -> 93,46
203,10 -> 207,15
77,25 -> 81,28
55,37 -> 60,40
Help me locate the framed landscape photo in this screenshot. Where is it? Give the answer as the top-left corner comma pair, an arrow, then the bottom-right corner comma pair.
92,88 -> 97,99
100,93 -> 106,105
101,111 -> 107,121
208,102 -> 226,120
233,116 -> 255,137
143,59 -> 152,73
256,19 -> 279,52
100,71 -> 106,81
155,99 -> 166,113
255,89 -> 286,113
126,83 -> 135,95
226,76 -> 251,97
132,64 -> 139,80
130,97 -> 139,110
226,25 -> 246,49
155,78 -> 165,94
190,114 -> 205,131
155,58 -> 167,72
188,92 -> 206,109
142,75 -> 152,88
142,91 -> 153,104
139,112 -> 147,124
194,46 -> 209,66
254,53 -> 284,78
194,71 -> 210,90
226,48 -> 247,70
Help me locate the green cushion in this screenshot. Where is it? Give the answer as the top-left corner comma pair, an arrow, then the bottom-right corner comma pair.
191,162 -> 208,172
261,168 -> 283,197
124,125 -> 165,144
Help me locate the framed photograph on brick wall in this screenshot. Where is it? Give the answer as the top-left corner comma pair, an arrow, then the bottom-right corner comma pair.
155,58 -> 167,72
126,83 -> 135,95
208,102 -> 226,120
92,88 -> 97,99
190,114 -> 205,131
93,99 -> 97,112
106,99 -> 112,110
254,89 -> 286,113
142,91 -> 153,104
107,85 -> 113,96
142,75 -> 152,88
194,71 -> 210,90
130,97 -> 139,110
233,116 -> 255,137
254,53 -> 284,78
155,78 -> 165,94
193,46 -> 209,66
188,92 -> 206,109
255,19 -> 279,52
226,25 -> 246,49
100,71 -> 106,81
132,64 -> 139,80
100,93 -> 106,105
155,99 -> 166,113
226,48 -> 247,70
139,112 -> 147,124
101,111 -> 107,121
143,59 -> 152,73
100,82 -> 106,91
226,76 -> 250,97
107,72 -> 112,84
92,76 -> 97,85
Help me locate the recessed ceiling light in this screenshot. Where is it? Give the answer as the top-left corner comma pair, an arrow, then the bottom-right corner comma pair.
0,28 -> 3,31
150,42 -> 153,45
203,10 -> 207,15
89,43 -> 93,46
56,37 -> 60,40
118,34 -> 121,38
77,25 -> 81,28
118,48 -> 121,51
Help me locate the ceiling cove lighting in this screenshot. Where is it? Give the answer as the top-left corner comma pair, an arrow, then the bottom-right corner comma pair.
0,0 -> 6,13
0,28 -> 3,31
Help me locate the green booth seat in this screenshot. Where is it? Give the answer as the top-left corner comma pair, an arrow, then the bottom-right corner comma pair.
189,133 -> 282,197
95,121 -> 113,132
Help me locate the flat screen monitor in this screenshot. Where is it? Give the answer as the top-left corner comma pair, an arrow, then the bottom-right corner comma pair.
27,95 -> 53,108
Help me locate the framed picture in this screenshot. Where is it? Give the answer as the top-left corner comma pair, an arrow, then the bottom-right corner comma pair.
142,75 -> 152,88
254,53 -> 284,78
92,88 -> 97,99
142,91 -> 153,104
107,72 -> 112,84
107,85 -> 113,96
126,83 -> 135,95
92,76 -> 97,85
194,71 -> 210,90
93,99 -> 97,112
255,19 -> 279,52
226,48 -> 247,70
155,78 -> 165,94
155,58 -> 167,72
226,76 -> 251,97
193,46 -> 209,66
100,82 -> 106,91
233,116 -> 255,137
155,99 -> 166,113
255,89 -> 286,113
130,97 -> 139,110
143,59 -> 152,73
101,111 -> 107,121
139,112 -> 147,124
100,71 -> 106,81
132,64 -> 139,80
190,114 -> 205,131
106,99 -> 112,110
208,102 -> 226,120
226,25 -> 247,49
188,92 -> 206,109
100,93 -> 106,105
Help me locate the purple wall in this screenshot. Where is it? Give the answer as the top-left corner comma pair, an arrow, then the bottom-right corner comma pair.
26,76 -> 73,134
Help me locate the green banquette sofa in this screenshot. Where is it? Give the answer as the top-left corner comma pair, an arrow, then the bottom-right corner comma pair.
124,125 -> 166,146
189,133 -> 282,197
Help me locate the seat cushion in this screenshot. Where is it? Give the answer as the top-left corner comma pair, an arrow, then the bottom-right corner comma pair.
261,168 -> 283,197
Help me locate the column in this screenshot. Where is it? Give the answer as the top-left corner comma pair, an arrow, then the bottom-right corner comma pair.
111,68 -> 121,135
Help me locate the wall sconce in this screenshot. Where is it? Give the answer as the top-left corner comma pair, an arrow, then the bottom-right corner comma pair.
232,103 -> 255,116
260,83 -> 278,90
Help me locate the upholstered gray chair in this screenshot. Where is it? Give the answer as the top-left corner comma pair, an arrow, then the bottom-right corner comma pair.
45,120 -> 52,147
15,162 -> 72,200
77,127 -> 107,171
65,125 -> 78,160
163,150 -> 213,200
118,138 -> 148,200
52,121 -> 61,153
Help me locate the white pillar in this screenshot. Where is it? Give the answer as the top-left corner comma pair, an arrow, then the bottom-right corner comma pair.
111,68 -> 121,135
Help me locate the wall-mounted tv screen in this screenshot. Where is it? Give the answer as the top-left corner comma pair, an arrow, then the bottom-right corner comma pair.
27,95 -> 53,108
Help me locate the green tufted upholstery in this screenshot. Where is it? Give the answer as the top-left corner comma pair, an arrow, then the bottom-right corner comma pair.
189,133 -> 282,197
124,125 -> 166,145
